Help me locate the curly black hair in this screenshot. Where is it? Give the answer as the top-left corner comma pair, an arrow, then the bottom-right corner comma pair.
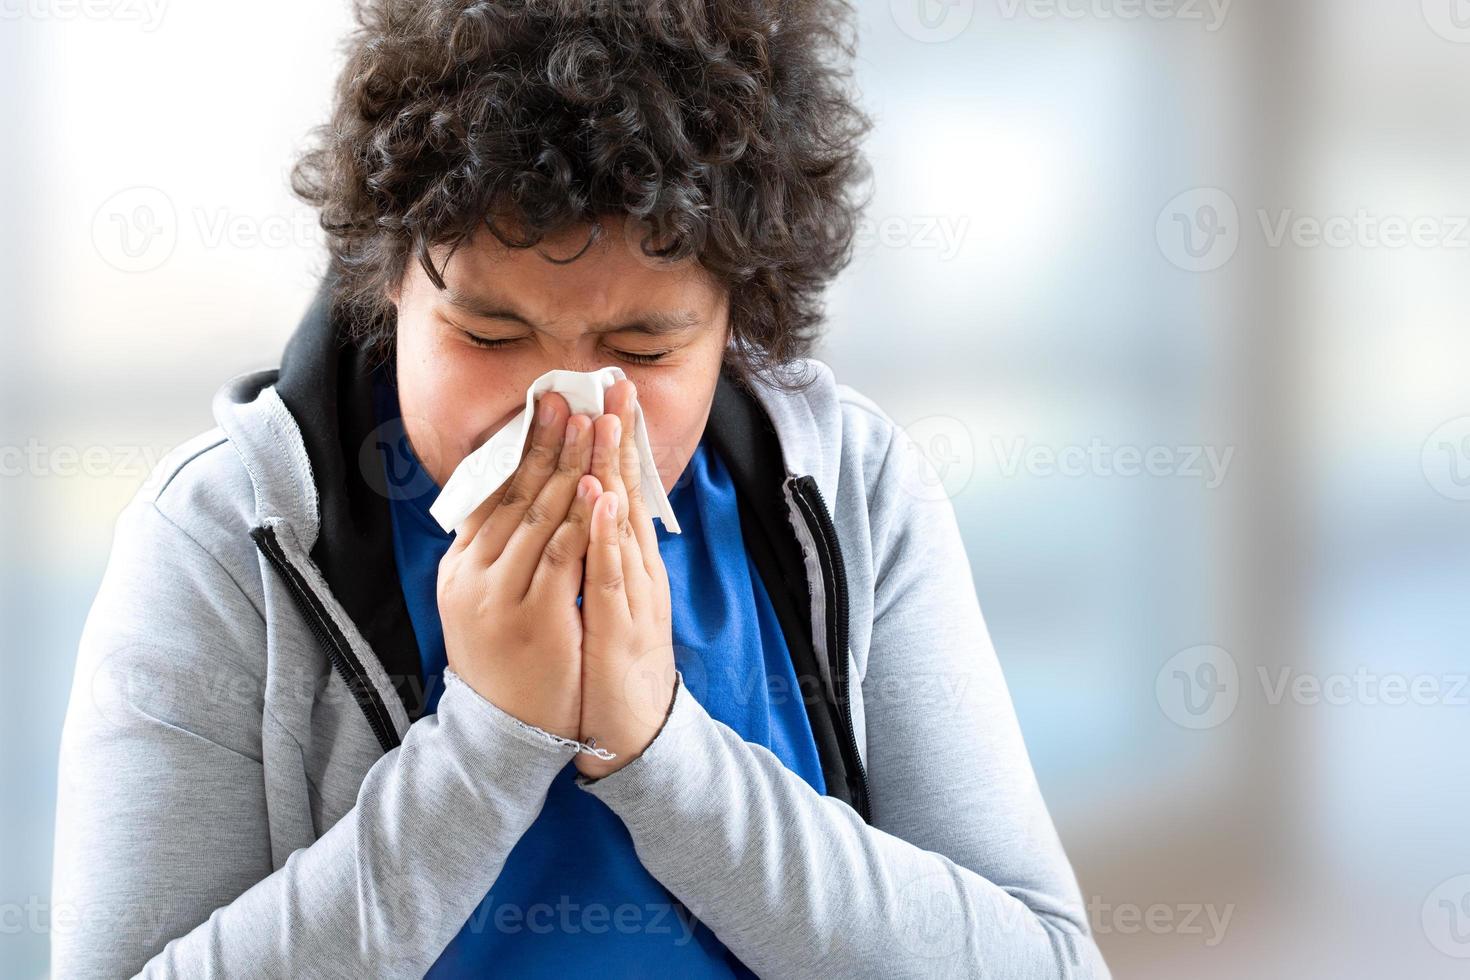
292,0 -> 874,390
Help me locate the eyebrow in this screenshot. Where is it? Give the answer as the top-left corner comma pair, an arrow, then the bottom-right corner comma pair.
443,287 -> 704,336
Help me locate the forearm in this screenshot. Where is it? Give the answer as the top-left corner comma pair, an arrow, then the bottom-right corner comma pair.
54,666 -> 574,979
575,674 -> 1107,980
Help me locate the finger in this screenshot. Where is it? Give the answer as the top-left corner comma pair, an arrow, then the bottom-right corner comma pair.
605,393 -> 664,593
626,476 -> 669,618
583,488 -> 630,624
455,392 -> 568,548
525,472 -> 601,602
589,409 -> 623,499
591,409 -> 651,617
460,392 -> 570,564
485,413 -> 595,585
606,381 -> 664,580
611,384 -> 658,615
447,453 -> 521,558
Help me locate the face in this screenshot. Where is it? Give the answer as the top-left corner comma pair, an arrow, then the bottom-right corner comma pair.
391,214 -> 732,495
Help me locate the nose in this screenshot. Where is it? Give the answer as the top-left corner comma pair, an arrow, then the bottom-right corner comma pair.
535,340 -> 613,376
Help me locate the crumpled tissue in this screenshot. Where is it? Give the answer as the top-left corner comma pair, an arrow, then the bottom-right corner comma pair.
428,366 -> 681,536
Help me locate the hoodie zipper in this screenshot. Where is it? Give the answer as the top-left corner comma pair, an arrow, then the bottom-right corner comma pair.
788,475 -> 871,823
250,525 -> 401,754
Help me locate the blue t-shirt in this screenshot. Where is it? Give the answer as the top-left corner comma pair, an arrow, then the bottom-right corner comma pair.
371,370 -> 827,977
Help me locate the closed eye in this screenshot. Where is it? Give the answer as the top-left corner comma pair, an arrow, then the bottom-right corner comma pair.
615,350 -> 670,365
461,331 -> 670,364
462,333 -> 520,351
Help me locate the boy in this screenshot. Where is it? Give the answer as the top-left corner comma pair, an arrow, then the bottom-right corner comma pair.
52,1 -> 1110,976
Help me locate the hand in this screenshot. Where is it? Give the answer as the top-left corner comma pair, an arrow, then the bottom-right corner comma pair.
576,379 -> 676,779
437,392 -> 602,740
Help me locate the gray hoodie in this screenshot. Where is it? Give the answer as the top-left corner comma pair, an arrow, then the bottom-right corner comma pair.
50,299 -> 1110,979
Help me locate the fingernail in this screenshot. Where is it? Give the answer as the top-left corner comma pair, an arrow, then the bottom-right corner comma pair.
539,400 -> 558,428
603,494 -> 618,518
576,478 -> 590,499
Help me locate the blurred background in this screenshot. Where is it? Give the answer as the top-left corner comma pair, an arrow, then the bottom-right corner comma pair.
3,0 -> 1469,976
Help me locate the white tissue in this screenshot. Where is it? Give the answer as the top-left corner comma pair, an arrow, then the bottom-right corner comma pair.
428,366 -> 681,536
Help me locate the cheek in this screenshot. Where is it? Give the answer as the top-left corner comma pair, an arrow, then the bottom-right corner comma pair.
631,372 -> 718,495
395,332 -> 522,486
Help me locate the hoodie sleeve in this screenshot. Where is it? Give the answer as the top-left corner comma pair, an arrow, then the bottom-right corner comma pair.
50,498 -> 576,979
574,414 -> 1111,979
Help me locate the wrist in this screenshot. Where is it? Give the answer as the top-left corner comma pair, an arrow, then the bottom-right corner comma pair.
442,666 -> 582,762
575,670 -> 681,782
